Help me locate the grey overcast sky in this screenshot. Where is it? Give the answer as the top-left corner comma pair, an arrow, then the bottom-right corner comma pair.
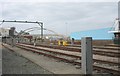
0,0 -> 119,36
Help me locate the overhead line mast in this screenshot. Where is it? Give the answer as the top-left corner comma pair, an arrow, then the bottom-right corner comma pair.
0,20 -> 44,42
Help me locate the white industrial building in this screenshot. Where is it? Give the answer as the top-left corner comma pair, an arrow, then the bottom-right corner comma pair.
0,27 -> 18,37
0,28 -> 10,37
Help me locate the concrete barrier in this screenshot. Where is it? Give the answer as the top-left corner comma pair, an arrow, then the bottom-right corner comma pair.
81,37 -> 93,74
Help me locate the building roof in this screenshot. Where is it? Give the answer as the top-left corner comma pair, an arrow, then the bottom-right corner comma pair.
70,27 -> 113,40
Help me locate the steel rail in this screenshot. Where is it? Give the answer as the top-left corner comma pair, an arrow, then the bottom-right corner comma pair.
17,43 -> 120,66
19,43 -> 120,57
15,44 -> 120,74
2,43 -> 120,74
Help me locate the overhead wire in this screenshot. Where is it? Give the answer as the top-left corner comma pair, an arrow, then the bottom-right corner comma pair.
0,21 -> 4,26
109,19 -> 116,32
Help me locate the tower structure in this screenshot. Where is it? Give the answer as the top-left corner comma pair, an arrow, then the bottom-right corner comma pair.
109,18 -> 120,44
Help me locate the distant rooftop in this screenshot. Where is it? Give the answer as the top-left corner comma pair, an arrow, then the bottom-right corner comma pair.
70,27 -> 114,40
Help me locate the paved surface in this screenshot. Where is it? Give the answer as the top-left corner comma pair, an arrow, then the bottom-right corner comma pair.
3,43 -> 82,74
2,44 -> 52,74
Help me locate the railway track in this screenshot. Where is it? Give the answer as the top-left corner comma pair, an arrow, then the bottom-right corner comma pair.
13,43 -> 120,74
20,42 -> 120,50
69,44 -> 120,50
105,44 -> 120,47
16,43 -> 119,65
20,43 -> 120,58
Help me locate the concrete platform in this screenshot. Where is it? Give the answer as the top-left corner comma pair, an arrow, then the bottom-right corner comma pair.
2,46 -> 52,74
3,43 -> 82,74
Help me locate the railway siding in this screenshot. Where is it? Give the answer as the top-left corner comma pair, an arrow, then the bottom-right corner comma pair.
2,43 -> 120,74
17,43 -> 119,63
